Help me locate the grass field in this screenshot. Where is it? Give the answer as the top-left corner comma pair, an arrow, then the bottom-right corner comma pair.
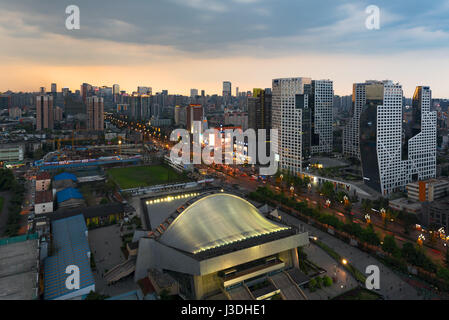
108,165 -> 189,189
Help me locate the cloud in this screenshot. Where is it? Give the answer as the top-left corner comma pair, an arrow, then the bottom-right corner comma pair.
2,0 -> 449,96
169,0 -> 228,12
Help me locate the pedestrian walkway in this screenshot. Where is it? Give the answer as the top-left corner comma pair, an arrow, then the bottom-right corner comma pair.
270,272 -> 304,300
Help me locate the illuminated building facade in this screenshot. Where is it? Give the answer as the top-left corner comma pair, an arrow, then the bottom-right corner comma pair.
360,81 -> 436,195
272,77 -> 312,174
135,191 -> 309,300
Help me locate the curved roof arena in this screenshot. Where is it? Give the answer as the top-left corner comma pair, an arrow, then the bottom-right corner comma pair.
159,193 -> 289,254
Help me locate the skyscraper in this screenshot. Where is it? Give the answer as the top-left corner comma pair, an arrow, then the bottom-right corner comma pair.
248,88 -> 272,131
129,94 -> 151,121
51,83 -> 57,93
190,89 -> 199,97
36,95 -> 54,131
54,106 -> 63,122
113,84 -> 120,95
343,82 -> 376,160
81,83 -> 92,103
405,86 -> 437,181
360,81 -> 436,195
223,81 -> 232,105
272,77 -> 312,174
223,81 -> 232,97
309,80 -> 334,154
187,104 -> 203,134
86,96 -> 104,131
62,87 -> 70,97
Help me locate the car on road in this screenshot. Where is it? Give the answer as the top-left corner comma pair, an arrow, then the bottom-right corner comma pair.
27,213 -> 35,223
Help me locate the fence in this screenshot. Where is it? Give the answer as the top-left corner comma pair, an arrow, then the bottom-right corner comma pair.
0,233 -> 38,246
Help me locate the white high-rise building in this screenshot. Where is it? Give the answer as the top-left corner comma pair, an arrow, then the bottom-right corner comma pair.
223,81 -> 232,97
406,86 -> 437,181
272,77 -> 312,174
360,81 -> 436,195
113,84 -> 120,95
310,80 -> 334,154
343,80 -> 381,159
190,89 -> 199,97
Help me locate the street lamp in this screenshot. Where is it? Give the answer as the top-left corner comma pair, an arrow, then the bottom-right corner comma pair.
341,258 -> 348,265
417,234 -> 425,247
365,214 -> 371,224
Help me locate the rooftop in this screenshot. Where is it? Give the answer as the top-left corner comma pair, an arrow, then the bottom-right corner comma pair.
36,172 -> 51,180
47,203 -> 127,221
35,190 -> 53,204
53,172 -> 77,182
0,238 -> 39,300
44,214 -> 95,300
159,193 -> 290,255
56,188 -> 83,203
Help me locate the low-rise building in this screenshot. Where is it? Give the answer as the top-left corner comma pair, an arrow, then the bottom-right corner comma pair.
53,172 -> 77,191
43,215 -> 95,300
36,172 -> 51,192
421,197 -> 449,229
35,190 -> 54,215
0,235 -> 40,300
56,188 -> 84,209
0,143 -> 25,163
407,179 -> 449,202
389,197 -> 422,215
8,106 -> 22,119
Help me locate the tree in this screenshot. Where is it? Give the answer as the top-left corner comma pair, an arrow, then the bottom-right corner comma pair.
315,276 -> 322,289
382,235 -> 400,257
85,291 -> 109,300
437,268 -> 449,284
320,181 -> 335,200
398,210 -> 419,235
308,278 -> 317,291
361,199 -> 372,214
323,276 -> 333,287
445,247 -> 449,268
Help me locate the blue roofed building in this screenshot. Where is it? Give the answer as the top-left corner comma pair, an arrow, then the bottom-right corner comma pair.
53,172 -> 78,182
56,188 -> 85,209
43,214 -> 95,300
53,172 -> 78,191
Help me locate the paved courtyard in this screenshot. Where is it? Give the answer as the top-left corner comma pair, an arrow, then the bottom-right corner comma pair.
88,224 -> 138,297
302,243 -> 358,300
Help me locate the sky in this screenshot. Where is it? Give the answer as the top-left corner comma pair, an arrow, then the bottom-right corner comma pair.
1,0 -> 449,97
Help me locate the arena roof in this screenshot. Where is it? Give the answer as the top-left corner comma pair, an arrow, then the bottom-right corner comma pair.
159,193 -> 290,254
